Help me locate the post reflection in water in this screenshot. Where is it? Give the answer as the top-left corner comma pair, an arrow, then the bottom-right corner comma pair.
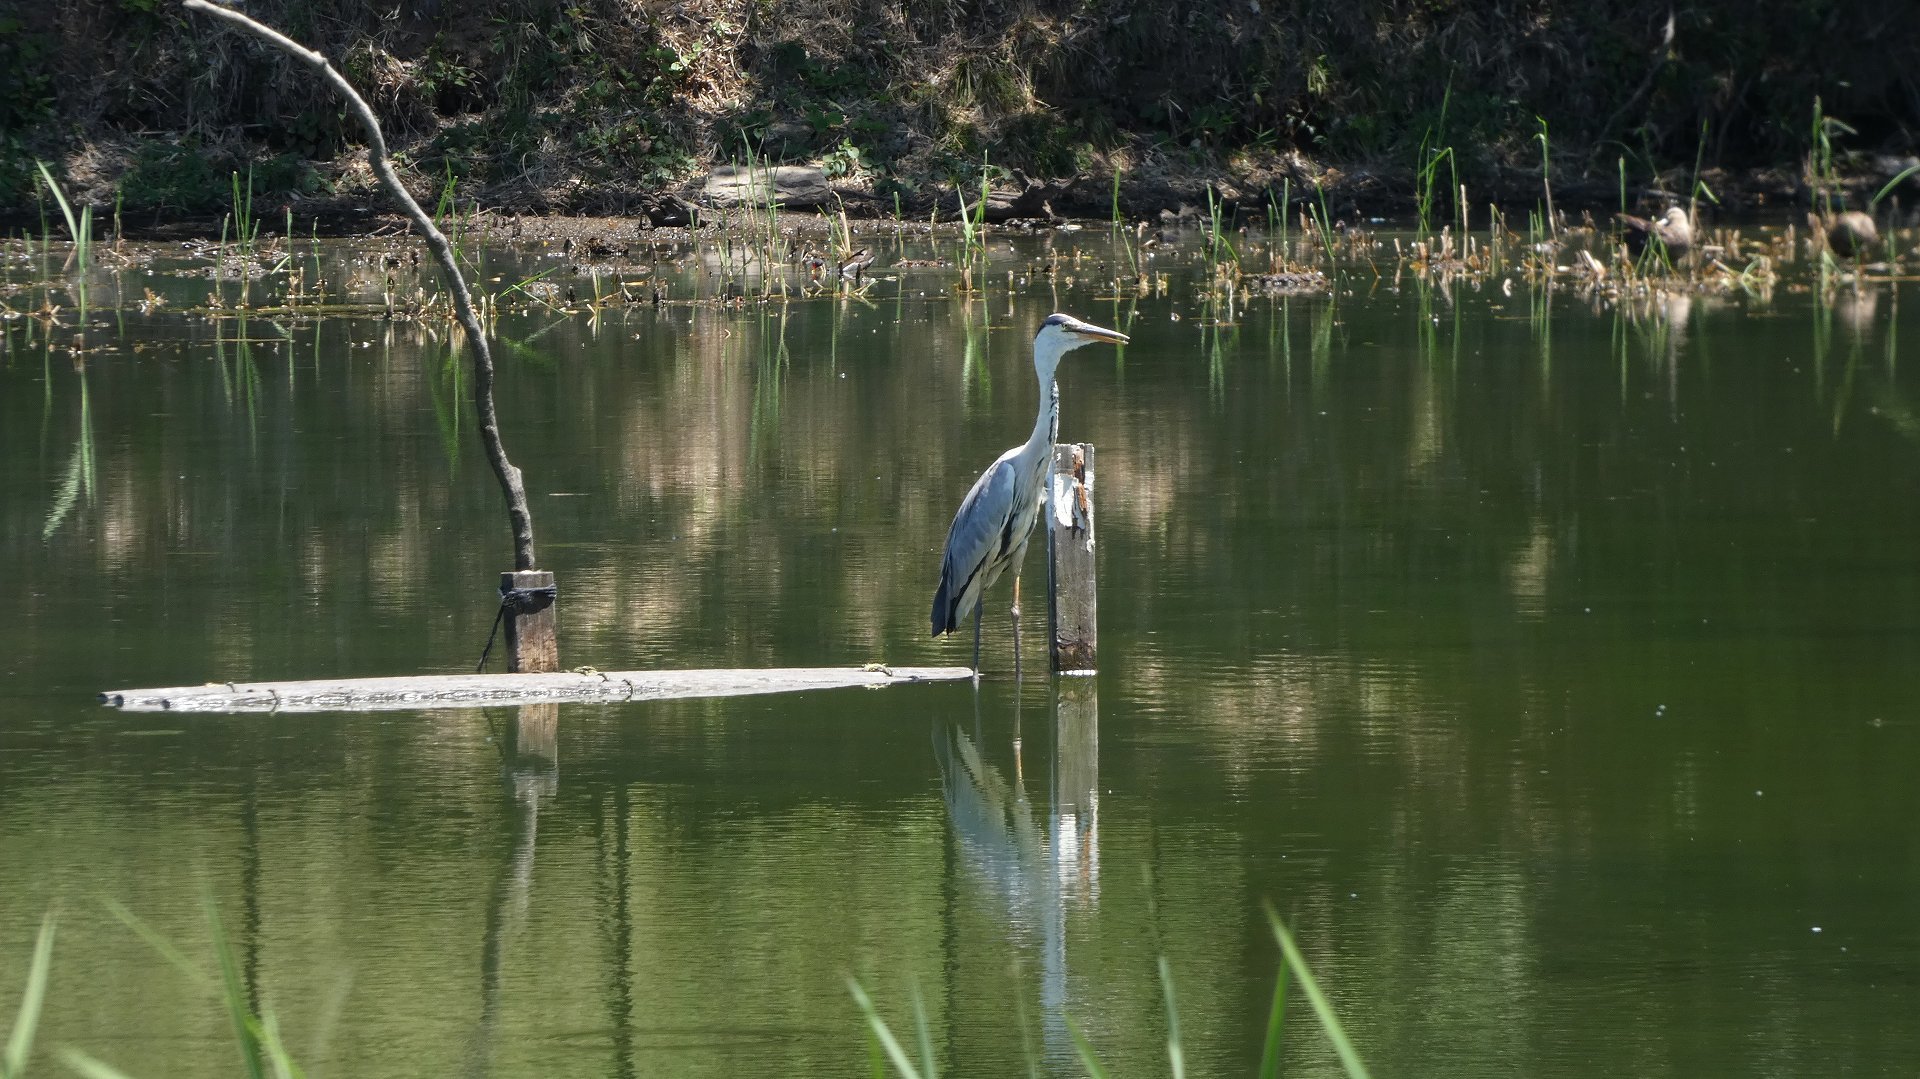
936,678 -> 1100,1068
470,704 -> 557,1075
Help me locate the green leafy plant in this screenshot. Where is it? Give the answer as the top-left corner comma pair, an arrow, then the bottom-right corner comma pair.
1205,186 -> 1239,273
1414,84 -> 1459,239
34,161 -> 90,271
821,139 -> 862,180
1,914 -> 55,1079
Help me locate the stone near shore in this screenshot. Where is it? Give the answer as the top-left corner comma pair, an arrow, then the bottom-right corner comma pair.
701,165 -> 832,210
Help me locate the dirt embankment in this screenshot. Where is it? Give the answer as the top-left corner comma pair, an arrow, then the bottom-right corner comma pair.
4,0 -> 1918,230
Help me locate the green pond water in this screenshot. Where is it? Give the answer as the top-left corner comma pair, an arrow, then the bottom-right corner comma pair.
3,226 -> 1918,1078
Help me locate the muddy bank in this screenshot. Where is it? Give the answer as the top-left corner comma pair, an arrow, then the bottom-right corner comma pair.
19,158 -> 1911,246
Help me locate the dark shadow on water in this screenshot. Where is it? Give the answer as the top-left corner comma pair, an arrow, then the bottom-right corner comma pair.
594,777 -> 637,1079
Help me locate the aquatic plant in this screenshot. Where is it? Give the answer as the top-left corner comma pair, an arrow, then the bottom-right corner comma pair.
849,978 -> 939,1079
433,165 -> 466,266
0,915 -> 54,1079
1808,97 -> 1843,219
230,167 -> 260,254
954,155 -> 993,289
0,900 -> 303,1079
1535,118 -> 1556,241
1205,186 -> 1238,274
1414,83 -> 1457,239
33,162 -> 89,272
102,898 -> 306,1079
849,908 -> 1371,1078
1306,182 -> 1338,266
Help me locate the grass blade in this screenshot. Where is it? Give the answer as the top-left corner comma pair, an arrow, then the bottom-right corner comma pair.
1009,967 -> 1041,1079
847,979 -> 925,1079
1256,953 -> 1290,1079
1871,163 -> 1920,210
866,1025 -> 886,1079
34,162 -> 87,271
1263,906 -> 1371,1079
34,163 -> 80,244
257,1011 -> 304,1079
908,979 -> 938,1079
105,901 -> 211,990
203,895 -> 267,1079
1157,957 -> 1185,1079
57,1048 -> 138,1079
3,914 -> 56,1079
1063,1015 -> 1113,1079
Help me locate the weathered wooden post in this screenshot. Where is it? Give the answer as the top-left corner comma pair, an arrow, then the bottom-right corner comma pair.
500,571 -> 559,673
1046,443 -> 1098,672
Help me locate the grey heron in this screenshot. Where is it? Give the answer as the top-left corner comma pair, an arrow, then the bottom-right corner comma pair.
931,312 -> 1129,675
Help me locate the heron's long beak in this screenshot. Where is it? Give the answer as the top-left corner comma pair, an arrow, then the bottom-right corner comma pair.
1069,323 -> 1129,345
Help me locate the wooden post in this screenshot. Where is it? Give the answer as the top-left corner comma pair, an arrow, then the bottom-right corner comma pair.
501,570 -> 559,673
1046,443 -> 1097,673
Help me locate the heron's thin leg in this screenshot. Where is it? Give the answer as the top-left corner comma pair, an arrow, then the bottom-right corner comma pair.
1011,575 -> 1023,683
971,604 -> 982,677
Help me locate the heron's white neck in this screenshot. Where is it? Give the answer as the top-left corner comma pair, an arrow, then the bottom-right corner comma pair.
1025,343 -> 1068,451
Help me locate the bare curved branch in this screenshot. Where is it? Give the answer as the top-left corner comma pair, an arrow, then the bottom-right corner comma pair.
183,0 -> 539,571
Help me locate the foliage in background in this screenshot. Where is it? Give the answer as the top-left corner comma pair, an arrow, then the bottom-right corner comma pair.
2,0 -> 1916,217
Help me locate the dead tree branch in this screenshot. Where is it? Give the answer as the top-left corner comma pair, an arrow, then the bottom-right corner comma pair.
183,0 -> 540,571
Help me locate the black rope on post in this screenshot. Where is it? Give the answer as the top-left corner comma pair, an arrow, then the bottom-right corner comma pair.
476,582 -> 559,672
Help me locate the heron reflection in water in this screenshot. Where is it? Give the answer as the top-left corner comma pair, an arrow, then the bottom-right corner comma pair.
931,313 -> 1128,676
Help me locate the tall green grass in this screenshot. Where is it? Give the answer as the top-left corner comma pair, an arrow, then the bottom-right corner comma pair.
1415,83 -> 1457,239
1808,97 -> 1844,219
1535,117 -> 1556,241
433,165 -> 466,267
230,167 -> 261,255
956,159 -> 991,270
1205,187 -> 1238,274
1306,182 -> 1338,266
850,908 -> 1371,1079
33,162 -> 91,273
1264,907 -> 1372,1079
849,978 -> 939,1079
105,897 -> 305,1079
1158,957 -> 1187,1079
1273,179 -> 1292,261
1,915 -> 55,1079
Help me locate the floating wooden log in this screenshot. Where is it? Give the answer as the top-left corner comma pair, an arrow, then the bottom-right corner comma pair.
1047,442 -> 1098,673
101,666 -> 973,714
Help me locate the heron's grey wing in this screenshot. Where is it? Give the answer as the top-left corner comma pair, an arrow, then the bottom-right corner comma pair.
932,455 -> 1019,635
